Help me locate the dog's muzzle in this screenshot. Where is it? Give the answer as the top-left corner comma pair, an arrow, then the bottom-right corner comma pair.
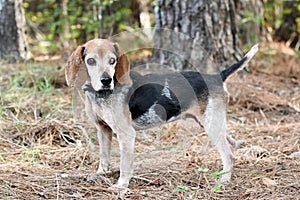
100,73 -> 112,89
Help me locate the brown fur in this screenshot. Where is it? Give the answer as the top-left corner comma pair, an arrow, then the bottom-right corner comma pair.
65,45 -> 87,87
113,43 -> 132,86
65,39 -> 131,88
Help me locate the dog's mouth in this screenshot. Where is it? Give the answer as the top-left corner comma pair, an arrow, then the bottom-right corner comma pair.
95,89 -> 113,98
100,85 -> 112,90
82,83 -> 113,98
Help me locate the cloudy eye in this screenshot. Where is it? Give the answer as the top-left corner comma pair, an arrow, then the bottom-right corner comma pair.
87,58 -> 96,65
109,57 -> 116,65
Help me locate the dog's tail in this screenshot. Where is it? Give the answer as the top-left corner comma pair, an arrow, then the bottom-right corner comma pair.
220,44 -> 259,81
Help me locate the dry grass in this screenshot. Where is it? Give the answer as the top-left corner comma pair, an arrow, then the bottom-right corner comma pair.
0,42 -> 299,199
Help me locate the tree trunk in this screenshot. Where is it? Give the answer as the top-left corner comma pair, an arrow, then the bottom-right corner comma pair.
60,0 -> 70,51
152,0 -> 242,73
0,0 -> 30,61
275,1 -> 300,50
235,0 -> 265,44
130,0 -> 152,38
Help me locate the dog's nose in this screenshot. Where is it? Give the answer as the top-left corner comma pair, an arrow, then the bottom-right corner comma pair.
100,75 -> 112,87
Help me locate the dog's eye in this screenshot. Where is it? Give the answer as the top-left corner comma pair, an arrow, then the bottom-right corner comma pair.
87,58 -> 96,65
109,58 -> 116,65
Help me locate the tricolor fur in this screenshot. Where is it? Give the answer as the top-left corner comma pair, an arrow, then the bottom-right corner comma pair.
65,39 -> 259,191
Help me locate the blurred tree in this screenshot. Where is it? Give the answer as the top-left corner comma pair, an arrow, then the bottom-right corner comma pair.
24,0 -> 131,52
0,0 -> 30,60
236,0 -> 265,44
275,0 -> 300,50
130,0 -> 152,38
152,0 -> 242,72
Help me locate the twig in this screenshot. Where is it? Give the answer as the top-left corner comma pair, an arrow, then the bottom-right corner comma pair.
57,173 -> 88,179
55,173 -> 60,200
56,170 -> 152,183
56,169 -> 120,180
98,0 -> 103,38
132,175 -> 152,183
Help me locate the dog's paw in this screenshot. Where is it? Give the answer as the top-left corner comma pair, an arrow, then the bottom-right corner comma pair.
96,168 -> 105,174
108,184 -> 131,197
219,172 -> 231,183
96,164 -> 109,174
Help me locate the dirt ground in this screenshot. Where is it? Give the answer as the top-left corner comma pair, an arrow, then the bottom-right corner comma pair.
0,42 -> 299,199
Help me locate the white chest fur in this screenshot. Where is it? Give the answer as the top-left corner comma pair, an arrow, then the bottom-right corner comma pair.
85,87 -> 132,134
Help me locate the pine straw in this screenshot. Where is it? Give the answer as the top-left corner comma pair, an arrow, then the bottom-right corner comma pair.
1,50 -> 299,199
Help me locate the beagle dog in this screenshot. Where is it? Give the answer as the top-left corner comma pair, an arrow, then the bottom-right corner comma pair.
65,39 -> 258,190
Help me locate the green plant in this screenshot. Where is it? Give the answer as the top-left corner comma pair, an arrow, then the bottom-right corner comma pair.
23,149 -> 40,162
262,0 -> 284,31
3,191 -> 8,200
199,167 -> 228,192
24,0 -> 132,52
198,167 -> 209,173
173,185 -> 189,193
173,185 -> 198,198
212,182 -> 222,192
211,170 -> 229,192
173,168 -> 229,196
0,61 -> 65,135
211,170 -> 228,179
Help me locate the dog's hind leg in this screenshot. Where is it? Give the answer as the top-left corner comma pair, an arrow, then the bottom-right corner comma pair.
203,97 -> 235,183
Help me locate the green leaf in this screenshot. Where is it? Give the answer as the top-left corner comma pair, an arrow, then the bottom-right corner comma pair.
173,185 -> 189,193
283,8 -> 292,15
212,182 -> 222,192
212,170 -> 228,179
198,167 -> 209,173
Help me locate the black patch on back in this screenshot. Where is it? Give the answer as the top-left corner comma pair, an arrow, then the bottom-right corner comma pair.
179,71 -> 209,99
126,71 -> 222,125
129,83 -> 181,121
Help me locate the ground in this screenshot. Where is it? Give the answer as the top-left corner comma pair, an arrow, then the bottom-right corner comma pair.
0,42 -> 299,199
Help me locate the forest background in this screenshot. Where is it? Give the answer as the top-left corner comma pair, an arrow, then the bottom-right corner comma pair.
0,0 -> 299,199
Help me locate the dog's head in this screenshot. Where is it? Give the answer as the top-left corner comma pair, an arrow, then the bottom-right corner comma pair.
65,39 -> 131,91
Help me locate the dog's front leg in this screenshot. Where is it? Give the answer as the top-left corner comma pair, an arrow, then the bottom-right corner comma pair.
115,127 -> 136,189
96,125 -> 112,173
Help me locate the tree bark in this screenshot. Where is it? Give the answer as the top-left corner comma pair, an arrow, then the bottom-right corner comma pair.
0,0 -> 30,61
152,0 -> 242,73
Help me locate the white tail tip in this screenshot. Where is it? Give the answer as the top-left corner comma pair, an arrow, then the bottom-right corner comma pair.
245,44 -> 259,59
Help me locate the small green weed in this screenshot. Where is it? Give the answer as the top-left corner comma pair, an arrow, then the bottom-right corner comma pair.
212,170 -> 228,179
173,185 -> 189,193
173,185 -> 197,198
19,149 -> 40,164
198,167 -> 228,192
212,182 -> 222,192
3,191 -> 8,200
198,167 -> 209,173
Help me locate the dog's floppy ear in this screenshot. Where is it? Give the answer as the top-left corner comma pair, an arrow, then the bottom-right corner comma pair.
65,45 -> 88,87
113,43 -> 131,86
